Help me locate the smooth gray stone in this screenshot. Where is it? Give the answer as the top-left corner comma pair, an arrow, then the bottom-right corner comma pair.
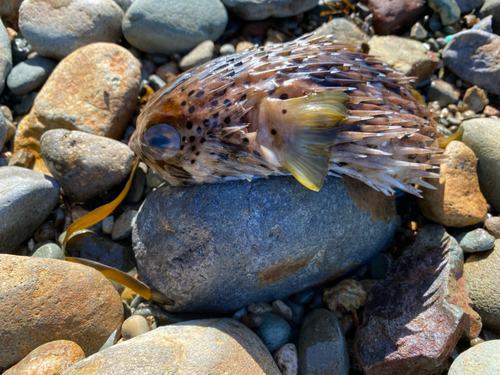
6,55 -> 57,95
457,228 -> 495,253
443,30 -> 500,95
40,129 -> 134,202
32,243 -> 66,260
122,0 -> 227,55
0,111 -> 6,150
13,91 -> 37,115
221,0 -> 319,21
298,309 -> 349,375
133,176 -> 398,313
220,43 -> 236,56
473,14 -> 493,32
255,313 -> 292,352
427,79 -> 459,107
0,167 -> 60,254
0,19 -> 12,95
480,0 -> 500,33
179,40 -> 214,72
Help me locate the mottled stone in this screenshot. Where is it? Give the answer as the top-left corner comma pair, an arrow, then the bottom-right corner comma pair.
40,129 -> 134,201
221,0 -> 318,20
179,40 -> 214,72
220,43 -> 236,55
355,225 -> 482,375
122,0 -> 227,55
449,340 -> 500,374
32,243 -> 66,260
3,340 -> 84,375
121,315 -> 149,340
19,0 -> 123,60
298,309 -> 349,375
0,19 -> 12,95
0,167 -> 59,254
361,0 -> 428,35
133,176 -> 398,313
6,55 -> 57,95
457,229 -> 495,253
0,255 -> 123,371
62,319 -> 281,375
485,217 -> 500,238
429,0 -> 461,25
255,313 -> 292,352
314,17 -> 369,47
463,86 -> 489,113
14,43 -> 141,174
419,141 -> 487,227
460,118 -> 500,212
443,30 -> 500,95
368,36 -> 439,82
465,240 -> 500,331
427,79 -> 459,107
274,343 -> 298,375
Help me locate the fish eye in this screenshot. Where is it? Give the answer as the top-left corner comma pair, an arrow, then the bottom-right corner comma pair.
142,123 -> 180,160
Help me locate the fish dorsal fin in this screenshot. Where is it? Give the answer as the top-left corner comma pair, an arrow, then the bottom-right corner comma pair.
265,91 -> 350,191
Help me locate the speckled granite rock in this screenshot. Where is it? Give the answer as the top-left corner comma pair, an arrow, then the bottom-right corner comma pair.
448,340 -> 500,375
133,176 -> 398,313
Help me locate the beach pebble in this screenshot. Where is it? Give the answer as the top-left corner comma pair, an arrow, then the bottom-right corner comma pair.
361,0 -> 427,35
0,111 -> 6,150
465,239 -> 500,331
125,162 -> 147,203
122,0 -> 227,55
14,43 -> 140,174
272,300 -> 292,321
113,0 -> 131,11
41,129 -> 134,202
155,61 -> 179,84
314,17 -> 369,47
133,176 -> 398,313
236,41 -> 254,53
0,167 -> 59,254
463,86 -> 489,113
298,309 -> 349,375
121,315 -> 149,340
19,0 -> 123,60
248,302 -> 273,315
428,0 -> 461,25
443,30 -> 500,95
461,118 -> 500,212
221,0 -> 318,21
3,340 -> 84,375
179,40 -> 214,72
0,19 -> 12,95
32,243 -> 66,260
457,229 -> 495,253
483,105 -> 500,116
255,313 -> 292,352
146,168 -> 165,188
427,79 -> 459,107
220,43 -> 236,55
480,0 -> 500,33
356,225 -> 481,374
62,319 -> 281,375
273,343 -> 298,375
0,255 -> 123,371
8,149 -> 35,168
323,279 -> 367,313
456,0 -> 485,13
368,36 -> 439,82
485,217 -> 500,238
0,0 -> 23,29
419,141 -> 487,227
6,55 -> 57,95
112,210 -> 137,241
449,340 -> 500,375
101,216 -> 114,235
13,91 -> 37,115
411,22 -> 428,40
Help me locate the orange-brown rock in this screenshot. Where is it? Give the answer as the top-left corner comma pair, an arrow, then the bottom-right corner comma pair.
14,43 -> 140,174
419,141 -> 487,227
3,340 -> 84,375
0,255 -> 123,372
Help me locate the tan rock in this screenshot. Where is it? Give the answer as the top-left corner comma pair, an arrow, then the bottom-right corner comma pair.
419,141 -> 487,227
483,105 -> 500,117
463,86 -> 489,113
14,43 -> 140,174
0,255 -> 123,372
3,340 -> 84,375
155,61 -> 179,83
62,319 -> 280,375
485,216 -> 500,238
236,41 -> 254,53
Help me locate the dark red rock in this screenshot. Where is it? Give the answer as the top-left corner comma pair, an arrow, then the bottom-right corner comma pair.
355,225 -> 481,375
361,0 -> 429,35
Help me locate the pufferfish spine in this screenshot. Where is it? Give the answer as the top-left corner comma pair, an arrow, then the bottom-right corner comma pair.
132,34 -> 446,197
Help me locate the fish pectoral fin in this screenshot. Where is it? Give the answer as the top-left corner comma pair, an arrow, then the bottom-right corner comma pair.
279,91 -> 350,191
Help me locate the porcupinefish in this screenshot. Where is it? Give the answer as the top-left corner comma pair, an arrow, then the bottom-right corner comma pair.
130,34 -> 446,197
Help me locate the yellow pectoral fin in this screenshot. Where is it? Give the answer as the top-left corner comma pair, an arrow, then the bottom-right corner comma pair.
438,128 -> 463,149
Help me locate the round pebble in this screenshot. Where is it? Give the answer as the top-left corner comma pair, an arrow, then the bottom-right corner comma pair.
457,229 -> 495,253
179,40 -> 214,72
101,216 -> 115,235
485,217 -> 500,238
121,315 -> 150,340
112,210 -> 137,241
272,300 -> 293,321
32,243 -> 65,260
255,313 -> 292,352
0,20 -> 12,95
6,55 -> 57,95
19,0 -> 123,60
220,43 -> 236,55
273,343 -> 298,375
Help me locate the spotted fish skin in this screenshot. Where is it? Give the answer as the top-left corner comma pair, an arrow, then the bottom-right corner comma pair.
130,34 -> 445,197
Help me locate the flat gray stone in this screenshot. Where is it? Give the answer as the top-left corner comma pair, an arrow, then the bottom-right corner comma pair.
40,129 -> 134,202
0,167 -> 59,254
122,0 -> 227,55
221,0 -> 319,21
133,176 -> 398,313
427,79 -> 459,107
460,118 -> 500,212
457,228 -> 495,253
298,309 -> 349,375
6,55 -> 57,95
443,30 -> 500,95
19,0 -> 123,60
62,319 -> 281,375
449,340 -> 500,375
0,19 -> 12,95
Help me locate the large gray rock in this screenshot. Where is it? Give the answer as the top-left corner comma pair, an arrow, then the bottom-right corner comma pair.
221,0 -> 319,21
122,0 -> 227,55
480,0 -> 500,33
460,118 -> 500,212
448,340 -> 500,375
0,167 -> 59,254
443,30 -> 500,95
0,19 -> 12,95
19,0 -> 123,60
6,55 -> 57,95
133,176 -> 398,313
62,319 -> 281,375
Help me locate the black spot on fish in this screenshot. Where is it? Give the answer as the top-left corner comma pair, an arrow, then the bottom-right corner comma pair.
211,100 -> 218,106
219,153 -> 228,160
218,88 -> 227,96
189,136 -> 195,142
268,88 -> 276,95
187,121 -> 193,129
182,136 -> 186,142
279,94 -> 288,100
408,109 -> 414,114
235,61 -> 243,67
196,91 -> 205,98
203,119 -> 210,126
188,90 -> 195,97
197,127 -> 202,135
191,160 -> 195,164
240,94 -> 246,102
253,150 -> 262,158
224,99 -> 231,107
224,116 -> 231,124
200,138 -> 206,143
181,101 -> 186,106
271,129 -> 277,135
243,138 -> 249,144
282,109 -> 287,114
240,117 -> 244,124
212,121 -> 218,127
260,163 -> 269,169
243,81 -> 250,87
196,152 -> 199,156
191,146 -> 196,151
213,112 -> 219,119
180,145 -> 184,150
189,106 -> 195,113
